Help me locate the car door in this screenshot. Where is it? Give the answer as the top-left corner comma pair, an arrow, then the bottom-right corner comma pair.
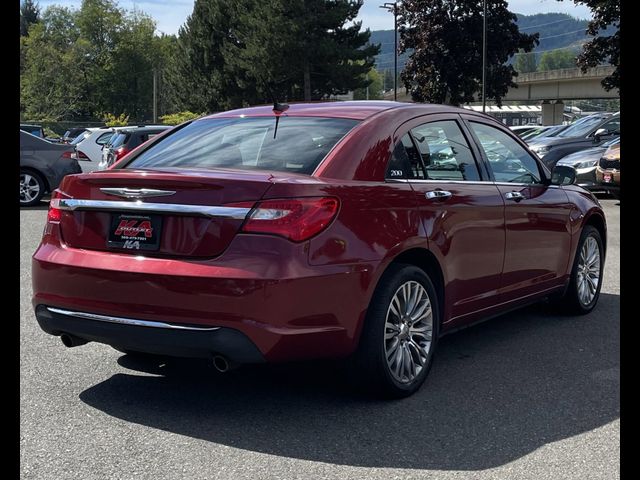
393,115 -> 506,325
464,116 -> 573,302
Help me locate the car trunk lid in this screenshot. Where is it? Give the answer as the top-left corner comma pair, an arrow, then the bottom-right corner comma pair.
57,168 -> 278,258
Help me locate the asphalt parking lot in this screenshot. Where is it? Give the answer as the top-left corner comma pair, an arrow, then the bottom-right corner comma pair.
20,198 -> 619,480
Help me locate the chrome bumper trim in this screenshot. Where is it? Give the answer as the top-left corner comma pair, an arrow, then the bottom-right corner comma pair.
46,307 -> 221,331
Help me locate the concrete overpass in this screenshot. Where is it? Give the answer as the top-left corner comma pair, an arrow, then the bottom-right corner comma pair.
383,65 -> 618,124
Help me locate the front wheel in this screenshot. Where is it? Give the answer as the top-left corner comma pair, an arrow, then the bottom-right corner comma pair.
351,264 -> 439,398
561,225 -> 604,314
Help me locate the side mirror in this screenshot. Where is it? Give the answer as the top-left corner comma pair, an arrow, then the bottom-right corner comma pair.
551,165 -> 576,186
593,128 -> 607,143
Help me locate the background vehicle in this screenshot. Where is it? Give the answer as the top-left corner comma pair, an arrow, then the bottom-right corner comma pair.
528,113 -> 619,168
99,125 -> 172,170
556,136 -> 619,191
32,102 -> 606,398
74,127 -> 124,168
520,124 -> 568,142
509,125 -> 540,137
62,127 -> 90,144
20,131 -> 81,206
20,123 -> 45,138
596,141 -> 620,199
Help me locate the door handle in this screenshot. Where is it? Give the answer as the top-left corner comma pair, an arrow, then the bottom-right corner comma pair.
425,190 -> 452,200
505,191 -> 525,202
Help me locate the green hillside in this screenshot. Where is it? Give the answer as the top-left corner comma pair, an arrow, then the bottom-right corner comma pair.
369,12 -> 615,74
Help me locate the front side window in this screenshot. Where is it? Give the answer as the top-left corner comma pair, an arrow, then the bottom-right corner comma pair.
126,117 -> 359,175
469,122 -> 542,184
557,116 -> 606,138
410,120 -> 481,181
596,117 -> 620,136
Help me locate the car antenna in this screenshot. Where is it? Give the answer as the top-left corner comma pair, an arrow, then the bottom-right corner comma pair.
272,101 -> 289,139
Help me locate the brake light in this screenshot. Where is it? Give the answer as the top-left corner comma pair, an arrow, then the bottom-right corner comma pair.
76,150 -> 89,160
239,197 -> 339,242
61,151 -> 73,159
115,146 -> 131,161
47,190 -> 64,223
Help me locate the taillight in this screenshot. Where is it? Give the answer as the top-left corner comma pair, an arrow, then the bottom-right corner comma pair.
115,147 -> 130,161
239,197 -> 339,242
76,150 -> 89,160
47,190 -> 64,223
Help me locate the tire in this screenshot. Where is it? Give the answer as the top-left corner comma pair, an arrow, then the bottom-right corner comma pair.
20,169 -> 46,207
560,225 -> 604,314
351,263 -> 440,398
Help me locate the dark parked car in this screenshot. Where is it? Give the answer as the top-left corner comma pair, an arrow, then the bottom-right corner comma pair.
99,126 -> 172,170
62,127 -> 90,144
32,101 -> 606,397
556,136 -> 619,190
20,123 -> 45,138
520,124 -> 568,142
20,131 -> 81,206
529,113 -> 619,168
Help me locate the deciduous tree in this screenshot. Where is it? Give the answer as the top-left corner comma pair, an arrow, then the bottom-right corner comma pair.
398,0 -> 538,106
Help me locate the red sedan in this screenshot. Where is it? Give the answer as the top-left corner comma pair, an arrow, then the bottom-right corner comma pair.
32,101 -> 606,397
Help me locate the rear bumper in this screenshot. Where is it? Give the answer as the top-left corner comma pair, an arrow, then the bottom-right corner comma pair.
35,305 -> 265,362
32,234 -> 376,362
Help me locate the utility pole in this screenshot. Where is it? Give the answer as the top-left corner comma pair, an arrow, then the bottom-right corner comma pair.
380,2 -> 398,101
366,72 -> 370,100
482,0 -> 487,113
152,68 -> 158,123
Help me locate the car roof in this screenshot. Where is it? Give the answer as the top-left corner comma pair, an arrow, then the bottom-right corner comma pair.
118,126 -> 172,133
204,101 -> 478,121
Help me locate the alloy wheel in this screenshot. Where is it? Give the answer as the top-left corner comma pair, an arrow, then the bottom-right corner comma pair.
576,235 -> 601,306
385,281 -> 434,384
20,173 -> 41,204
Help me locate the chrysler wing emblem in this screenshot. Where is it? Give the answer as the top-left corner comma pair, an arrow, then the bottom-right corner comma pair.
100,188 -> 176,199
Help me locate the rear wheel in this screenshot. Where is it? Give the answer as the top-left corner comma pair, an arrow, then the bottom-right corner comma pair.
20,170 -> 46,206
560,225 -> 604,314
351,264 -> 439,398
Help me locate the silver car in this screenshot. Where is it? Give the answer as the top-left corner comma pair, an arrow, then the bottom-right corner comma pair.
20,131 -> 81,206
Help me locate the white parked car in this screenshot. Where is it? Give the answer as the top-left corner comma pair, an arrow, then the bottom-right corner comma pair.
73,127 -> 129,171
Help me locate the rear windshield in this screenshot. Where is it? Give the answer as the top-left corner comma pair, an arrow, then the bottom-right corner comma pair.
125,117 -> 359,174
109,132 -> 129,148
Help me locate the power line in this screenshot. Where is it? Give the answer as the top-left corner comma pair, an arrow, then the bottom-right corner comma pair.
512,43 -> 587,56
519,17 -> 580,31
538,29 -> 586,40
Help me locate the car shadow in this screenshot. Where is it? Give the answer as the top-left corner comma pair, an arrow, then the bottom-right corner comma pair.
21,199 -> 50,210
79,293 -> 619,471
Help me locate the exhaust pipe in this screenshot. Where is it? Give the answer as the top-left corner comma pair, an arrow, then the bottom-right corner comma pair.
212,355 -> 236,373
60,333 -> 88,348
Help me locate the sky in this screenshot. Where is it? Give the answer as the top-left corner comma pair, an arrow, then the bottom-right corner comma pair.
32,0 -> 593,35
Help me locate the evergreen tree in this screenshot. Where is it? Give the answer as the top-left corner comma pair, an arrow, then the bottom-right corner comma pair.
20,0 -> 41,36
166,0 -> 379,111
398,0 -> 538,106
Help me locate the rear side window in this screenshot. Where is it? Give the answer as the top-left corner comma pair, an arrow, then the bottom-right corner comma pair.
386,134 -> 425,179
125,117 -> 359,175
410,120 -> 481,181
96,132 -> 114,145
